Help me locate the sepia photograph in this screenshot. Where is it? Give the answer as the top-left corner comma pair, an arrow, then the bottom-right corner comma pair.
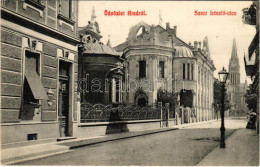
0,0 -> 259,166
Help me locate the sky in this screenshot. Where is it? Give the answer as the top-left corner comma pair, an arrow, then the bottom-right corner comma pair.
78,1 -> 255,83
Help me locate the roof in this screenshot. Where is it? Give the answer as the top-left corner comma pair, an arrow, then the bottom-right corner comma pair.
83,42 -> 122,56
174,45 -> 193,58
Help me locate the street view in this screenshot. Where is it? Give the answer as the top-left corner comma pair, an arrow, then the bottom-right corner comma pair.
0,0 -> 259,166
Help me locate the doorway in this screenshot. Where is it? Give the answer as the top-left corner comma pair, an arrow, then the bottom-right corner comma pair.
58,61 -> 70,137
137,98 -> 147,107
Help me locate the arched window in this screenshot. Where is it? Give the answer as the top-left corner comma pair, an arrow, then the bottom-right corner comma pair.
136,26 -> 148,39
159,61 -> 165,78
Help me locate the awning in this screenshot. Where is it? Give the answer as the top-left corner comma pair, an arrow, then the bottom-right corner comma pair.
25,71 -> 48,100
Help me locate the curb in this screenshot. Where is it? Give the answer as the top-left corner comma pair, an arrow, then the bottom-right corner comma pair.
59,127 -> 179,149
59,120 -> 218,149
4,150 -> 72,165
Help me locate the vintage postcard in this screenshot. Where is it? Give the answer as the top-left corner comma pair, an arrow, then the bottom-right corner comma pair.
0,0 -> 259,166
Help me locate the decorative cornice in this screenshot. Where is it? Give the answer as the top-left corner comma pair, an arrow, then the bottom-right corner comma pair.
1,8 -> 80,45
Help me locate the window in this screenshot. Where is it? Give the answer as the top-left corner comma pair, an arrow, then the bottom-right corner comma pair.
27,133 -> 38,141
111,78 -> 121,103
201,70 -> 203,86
24,0 -> 45,10
191,64 -> 194,80
187,63 -> 190,80
23,51 -> 47,104
183,64 -> 186,80
198,67 -> 200,83
59,0 -> 72,19
139,61 -> 146,78
159,61 -> 165,78
198,95 -> 200,107
31,0 -> 41,3
116,79 -> 120,103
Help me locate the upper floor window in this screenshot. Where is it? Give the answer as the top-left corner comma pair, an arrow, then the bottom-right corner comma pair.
159,61 -> 165,78
187,63 -> 190,80
59,0 -> 72,20
191,64 -> 194,80
24,0 -> 45,10
139,61 -> 146,78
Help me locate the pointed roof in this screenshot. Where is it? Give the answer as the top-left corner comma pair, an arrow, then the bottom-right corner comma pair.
91,7 -> 97,22
228,37 -> 240,72
106,35 -> 112,47
231,38 -> 238,58
159,9 -> 163,26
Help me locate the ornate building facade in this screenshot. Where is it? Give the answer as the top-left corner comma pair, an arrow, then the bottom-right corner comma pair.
78,8 -> 124,106
115,21 -> 215,121
226,38 -> 248,116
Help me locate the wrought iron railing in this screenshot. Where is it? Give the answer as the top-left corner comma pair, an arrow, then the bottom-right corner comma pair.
80,103 -> 176,123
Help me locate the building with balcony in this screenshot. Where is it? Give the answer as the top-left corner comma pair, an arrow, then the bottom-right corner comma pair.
1,0 -> 80,147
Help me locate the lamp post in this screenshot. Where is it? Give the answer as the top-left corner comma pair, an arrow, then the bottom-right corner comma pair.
218,67 -> 229,148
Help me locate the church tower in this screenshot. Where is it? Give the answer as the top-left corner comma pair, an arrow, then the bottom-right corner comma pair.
228,38 -> 240,85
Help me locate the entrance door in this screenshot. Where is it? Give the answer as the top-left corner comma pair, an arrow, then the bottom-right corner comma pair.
137,98 -> 147,107
58,61 -> 70,137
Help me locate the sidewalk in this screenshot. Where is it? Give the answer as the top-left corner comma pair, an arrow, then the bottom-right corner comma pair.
197,128 -> 259,166
1,120 -> 216,165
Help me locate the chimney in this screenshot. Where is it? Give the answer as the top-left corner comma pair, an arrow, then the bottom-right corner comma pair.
198,41 -> 201,50
166,22 -> 170,30
194,41 -> 198,50
173,26 -> 177,36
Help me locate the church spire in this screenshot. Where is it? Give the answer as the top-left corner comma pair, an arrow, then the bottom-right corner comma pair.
231,38 -> 238,58
91,6 -> 97,22
159,9 -> 163,26
228,37 -> 240,86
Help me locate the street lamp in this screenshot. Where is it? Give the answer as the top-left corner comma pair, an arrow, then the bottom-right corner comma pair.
218,67 -> 229,148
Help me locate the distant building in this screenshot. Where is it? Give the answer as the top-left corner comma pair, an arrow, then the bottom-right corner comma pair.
226,38 -> 248,116
115,21 -> 215,121
1,0 -> 79,146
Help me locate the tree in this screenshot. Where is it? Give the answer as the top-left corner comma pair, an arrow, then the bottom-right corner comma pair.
157,88 -> 178,109
245,84 -> 257,113
213,80 -> 231,117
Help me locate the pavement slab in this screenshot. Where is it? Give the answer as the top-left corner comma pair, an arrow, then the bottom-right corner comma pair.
197,128 -> 259,166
